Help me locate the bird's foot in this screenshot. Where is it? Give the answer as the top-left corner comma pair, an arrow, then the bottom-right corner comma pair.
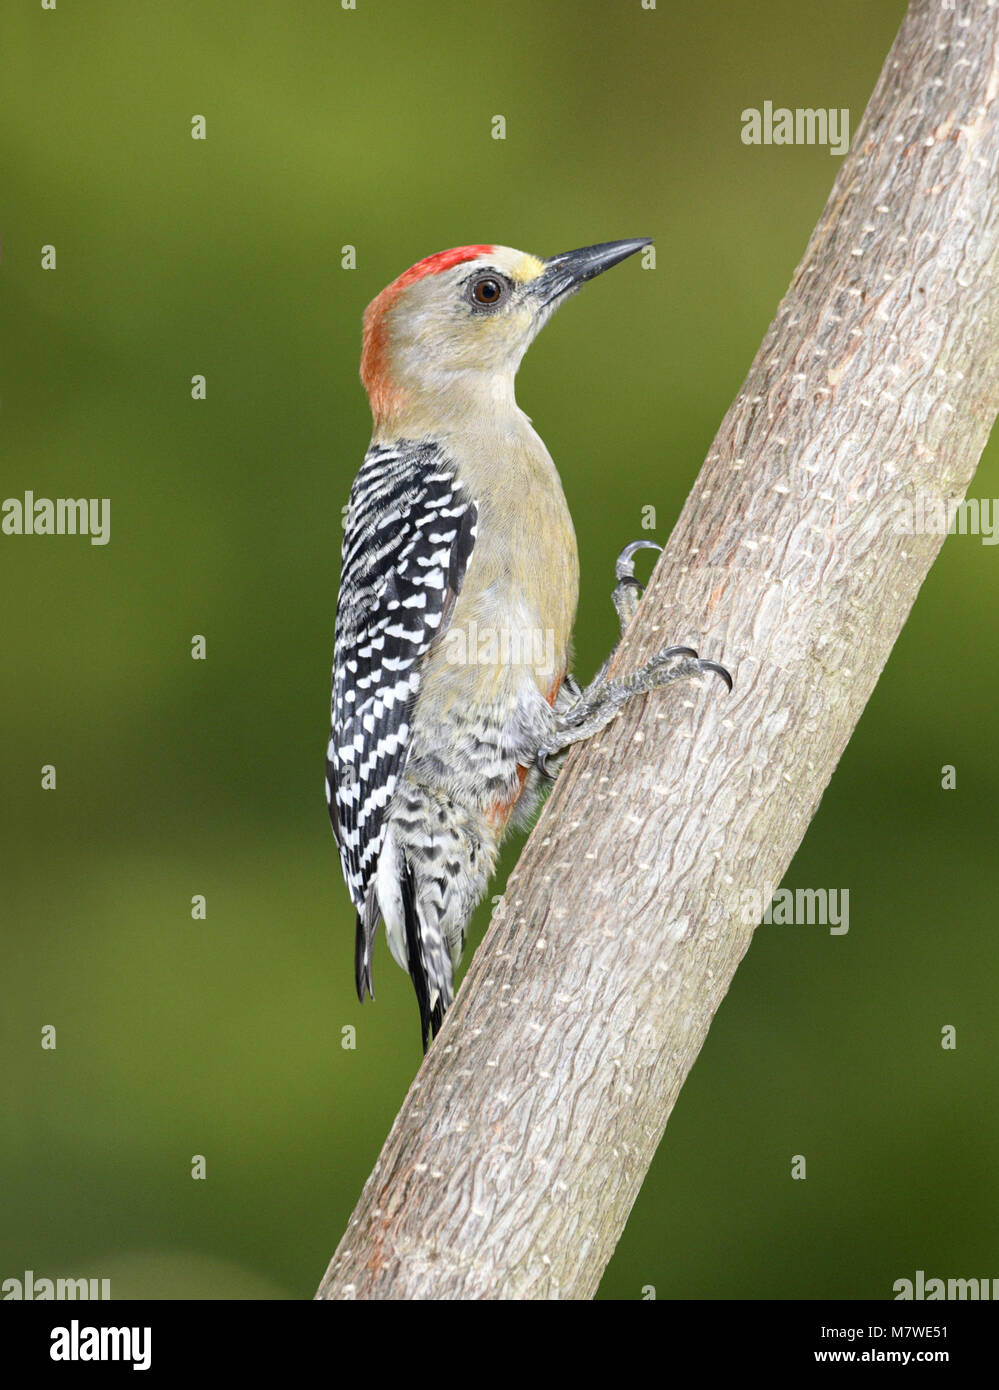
612,539 -> 662,636
536,644 -> 732,779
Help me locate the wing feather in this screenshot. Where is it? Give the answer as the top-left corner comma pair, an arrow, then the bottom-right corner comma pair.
326,442 -> 477,966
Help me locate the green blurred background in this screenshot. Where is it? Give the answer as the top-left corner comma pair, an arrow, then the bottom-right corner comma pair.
2,0 -> 996,1301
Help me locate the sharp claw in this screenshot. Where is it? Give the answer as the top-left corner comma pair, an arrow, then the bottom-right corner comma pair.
697,659 -> 733,691
615,539 -> 662,585
537,747 -> 555,779
657,645 -> 698,662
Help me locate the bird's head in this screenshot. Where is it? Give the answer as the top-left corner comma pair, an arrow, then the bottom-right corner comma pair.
360,239 -> 652,428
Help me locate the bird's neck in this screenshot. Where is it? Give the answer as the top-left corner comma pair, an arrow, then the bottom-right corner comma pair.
370,367 -> 522,444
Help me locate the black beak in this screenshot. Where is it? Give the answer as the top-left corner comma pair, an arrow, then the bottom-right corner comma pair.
531,238 -> 652,308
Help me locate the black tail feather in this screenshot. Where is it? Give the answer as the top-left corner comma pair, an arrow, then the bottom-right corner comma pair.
429,997 -> 444,1042
354,897 -> 379,1003
353,913 -> 369,1002
401,859 -> 438,1053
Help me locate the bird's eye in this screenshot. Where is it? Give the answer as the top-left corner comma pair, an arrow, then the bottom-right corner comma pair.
469,274 -> 508,308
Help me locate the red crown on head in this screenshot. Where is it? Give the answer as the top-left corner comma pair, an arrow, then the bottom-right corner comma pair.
361,245 -> 497,421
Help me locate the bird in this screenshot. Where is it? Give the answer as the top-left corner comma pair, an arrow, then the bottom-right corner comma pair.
326,239 -> 730,1050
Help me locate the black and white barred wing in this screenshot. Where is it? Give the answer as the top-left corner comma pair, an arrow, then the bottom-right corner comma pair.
326,442 -> 477,987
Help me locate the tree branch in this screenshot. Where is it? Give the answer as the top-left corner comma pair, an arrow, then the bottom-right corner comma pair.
317,0 -> 999,1300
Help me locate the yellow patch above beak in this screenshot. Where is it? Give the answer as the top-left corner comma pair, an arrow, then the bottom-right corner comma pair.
509,252 -> 546,285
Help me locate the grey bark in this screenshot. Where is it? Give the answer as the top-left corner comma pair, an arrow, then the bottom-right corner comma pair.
317,0 -> 999,1300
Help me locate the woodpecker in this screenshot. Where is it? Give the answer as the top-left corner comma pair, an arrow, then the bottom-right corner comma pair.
327,239 -> 730,1050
